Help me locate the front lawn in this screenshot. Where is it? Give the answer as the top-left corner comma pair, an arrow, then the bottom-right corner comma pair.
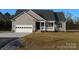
18,32 -> 79,50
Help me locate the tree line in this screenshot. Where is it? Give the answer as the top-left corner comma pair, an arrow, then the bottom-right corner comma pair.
0,12 -> 14,31
66,12 -> 79,30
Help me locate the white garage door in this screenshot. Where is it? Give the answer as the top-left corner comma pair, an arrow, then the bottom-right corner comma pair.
15,25 -> 33,33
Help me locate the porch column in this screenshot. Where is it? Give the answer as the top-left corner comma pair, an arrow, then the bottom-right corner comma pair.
44,21 -> 46,31
53,21 -> 55,31
40,22 -> 41,31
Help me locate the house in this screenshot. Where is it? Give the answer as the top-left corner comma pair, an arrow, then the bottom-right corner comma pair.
12,10 -> 66,33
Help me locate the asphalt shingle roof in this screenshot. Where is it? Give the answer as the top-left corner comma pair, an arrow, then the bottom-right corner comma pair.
54,12 -> 66,21
32,10 -> 55,21
15,9 -> 66,21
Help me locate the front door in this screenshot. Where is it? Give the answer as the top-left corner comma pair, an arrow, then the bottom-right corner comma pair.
36,22 -> 40,31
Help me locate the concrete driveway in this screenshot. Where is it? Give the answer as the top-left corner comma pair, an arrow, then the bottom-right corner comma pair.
0,32 -> 31,38
0,32 -> 31,50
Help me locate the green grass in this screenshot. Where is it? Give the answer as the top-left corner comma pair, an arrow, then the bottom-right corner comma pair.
18,32 -> 79,50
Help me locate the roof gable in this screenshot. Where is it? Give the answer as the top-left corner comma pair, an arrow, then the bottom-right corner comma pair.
27,10 -> 45,21
14,12 -> 35,25
54,12 -> 66,21
11,11 -> 25,21
11,10 -> 45,21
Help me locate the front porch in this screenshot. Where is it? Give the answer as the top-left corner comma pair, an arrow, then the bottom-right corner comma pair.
35,21 -> 56,32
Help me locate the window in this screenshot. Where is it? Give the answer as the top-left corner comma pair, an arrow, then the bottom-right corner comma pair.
48,23 -> 53,27
16,27 -> 19,28
22,27 -> 23,28
58,23 -> 62,28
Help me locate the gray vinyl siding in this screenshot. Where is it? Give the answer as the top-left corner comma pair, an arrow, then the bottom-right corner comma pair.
62,22 -> 66,31
12,21 -> 16,31
59,21 -> 66,31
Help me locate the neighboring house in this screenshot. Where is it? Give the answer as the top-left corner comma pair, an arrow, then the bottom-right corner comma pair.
11,10 -> 66,33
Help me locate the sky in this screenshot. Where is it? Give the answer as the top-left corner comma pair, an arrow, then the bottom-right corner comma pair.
0,9 -> 79,18
0,9 -> 16,15
54,9 -> 79,17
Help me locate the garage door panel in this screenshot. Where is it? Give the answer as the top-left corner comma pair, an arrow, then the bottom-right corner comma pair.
15,25 -> 33,33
